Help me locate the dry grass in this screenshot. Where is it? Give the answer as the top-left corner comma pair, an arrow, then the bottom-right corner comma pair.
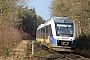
0,27 -> 22,56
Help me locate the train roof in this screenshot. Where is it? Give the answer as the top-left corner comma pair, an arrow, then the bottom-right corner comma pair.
51,17 -> 74,23
37,24 -> 44,30
37,17 -> 74,30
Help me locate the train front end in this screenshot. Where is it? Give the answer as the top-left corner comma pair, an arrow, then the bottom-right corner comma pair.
50,17 -> 76,51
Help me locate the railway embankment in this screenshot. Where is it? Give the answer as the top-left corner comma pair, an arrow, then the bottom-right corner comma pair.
0,40 -> 90,60
26,40 -> 90,60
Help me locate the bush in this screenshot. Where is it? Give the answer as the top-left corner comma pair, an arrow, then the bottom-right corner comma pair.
0,27 -> 22,56
76,33 -> 90,50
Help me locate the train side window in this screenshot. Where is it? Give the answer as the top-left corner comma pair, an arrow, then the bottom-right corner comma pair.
37,29 -> 40,38
48,24 -> 53,36
39,29 -> 41,38
50,30 -> 53,36
41,28 -> 44,38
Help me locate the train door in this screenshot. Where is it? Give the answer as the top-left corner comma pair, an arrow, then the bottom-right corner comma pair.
46,25 -> 53,47
44,27 -> 46,43
45,25 -> 52,44
41,27 -> 46,44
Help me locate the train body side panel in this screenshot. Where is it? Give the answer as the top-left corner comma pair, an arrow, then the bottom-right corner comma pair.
50,36 -> 56,44
36,38 -> 44,43
45,39 -> 50,44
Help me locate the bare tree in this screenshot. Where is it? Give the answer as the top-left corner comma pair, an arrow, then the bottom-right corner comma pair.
50,0 -> 90,35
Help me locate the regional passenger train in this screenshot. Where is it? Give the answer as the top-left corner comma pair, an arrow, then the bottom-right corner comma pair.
36,17 -> 76,51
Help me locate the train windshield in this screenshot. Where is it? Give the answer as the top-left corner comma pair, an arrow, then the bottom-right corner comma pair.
56,23 -> 73,37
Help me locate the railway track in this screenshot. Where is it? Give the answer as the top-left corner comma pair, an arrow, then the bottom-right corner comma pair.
55,51 -> 90,60
45,49 -> 90,60
35,42 -> 90,60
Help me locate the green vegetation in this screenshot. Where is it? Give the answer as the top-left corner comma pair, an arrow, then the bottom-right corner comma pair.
56,4 -> 64,10
17,6 -> 37,38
